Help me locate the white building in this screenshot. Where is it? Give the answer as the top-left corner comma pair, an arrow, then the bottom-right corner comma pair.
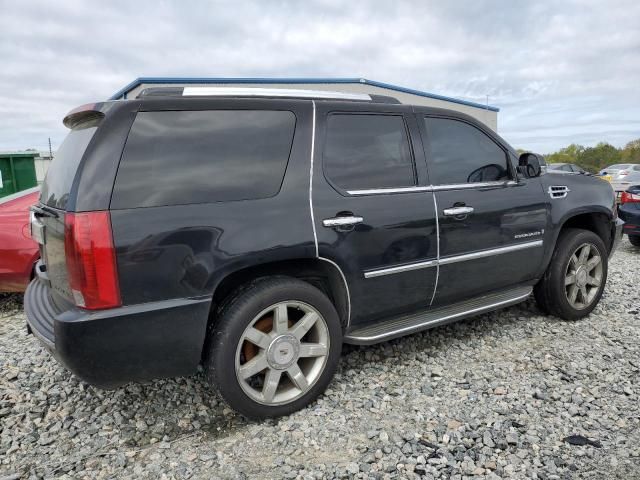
111,78 -> 499,130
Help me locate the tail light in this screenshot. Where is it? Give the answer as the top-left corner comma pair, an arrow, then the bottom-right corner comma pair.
621,191 -> 640,204
64,211 -> 121,309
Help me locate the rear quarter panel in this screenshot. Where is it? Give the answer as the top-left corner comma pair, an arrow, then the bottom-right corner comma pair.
110,100 -> 315,305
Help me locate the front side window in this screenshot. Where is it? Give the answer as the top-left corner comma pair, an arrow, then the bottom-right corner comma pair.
424,117 -> 509,185
112,110 -> 296,208
323,114 -> 415,191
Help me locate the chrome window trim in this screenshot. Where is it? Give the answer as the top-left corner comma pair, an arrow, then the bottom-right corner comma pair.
182,87 -> 372,101
346,181 -> 518,196
347,186 -> 432,195
364,240 -> 542,279
431,180 -> 517,191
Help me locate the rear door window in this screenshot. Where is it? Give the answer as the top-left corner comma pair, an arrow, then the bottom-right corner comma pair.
40,121 -> 99,209
424,117 -> 509,185
111,110 -> 296,208
323,114 -> 416,191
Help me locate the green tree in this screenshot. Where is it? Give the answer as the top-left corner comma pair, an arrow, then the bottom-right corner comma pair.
621,139 -> 640,163
546,144 -> 585,165
577,142 -> 621,172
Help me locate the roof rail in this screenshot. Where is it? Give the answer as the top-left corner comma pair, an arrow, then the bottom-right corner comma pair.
136,86 -> 375,102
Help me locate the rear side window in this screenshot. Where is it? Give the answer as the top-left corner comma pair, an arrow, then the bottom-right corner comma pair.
323,114 -> 415,191
424,117 -> 509,185
111,110 -> 296,208
40,122 -> 99,209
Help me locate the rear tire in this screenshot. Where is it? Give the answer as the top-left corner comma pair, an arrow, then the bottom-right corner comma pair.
534,228 -> 608,320
629,235 -> 640,247
205,277 -> 342,419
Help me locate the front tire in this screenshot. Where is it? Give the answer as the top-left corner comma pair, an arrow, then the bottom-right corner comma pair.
534,228 -> 608,320
205,277 -> 342,419
629,235 -> 640,247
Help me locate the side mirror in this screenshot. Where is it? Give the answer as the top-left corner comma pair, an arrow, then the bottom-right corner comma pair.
518,152 -> 546,178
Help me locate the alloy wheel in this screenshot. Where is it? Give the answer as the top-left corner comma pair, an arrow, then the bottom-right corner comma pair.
235,301 -> 330,406
564,242 -> 603,310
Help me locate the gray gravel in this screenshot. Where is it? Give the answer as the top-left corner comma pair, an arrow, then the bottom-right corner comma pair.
1,238 -> 639,479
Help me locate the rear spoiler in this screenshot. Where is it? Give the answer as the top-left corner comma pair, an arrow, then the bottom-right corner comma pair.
63,103 -> 105,129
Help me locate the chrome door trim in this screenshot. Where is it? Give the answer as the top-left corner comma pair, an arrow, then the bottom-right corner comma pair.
318,257 -> 351,327
438,240 -> 543,266
364,258 -> 438,279
429,192 -> 440,306
364,240 -> 543,278
309,100 -> 319,257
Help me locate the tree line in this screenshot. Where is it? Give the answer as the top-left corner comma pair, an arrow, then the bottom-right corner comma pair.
537,139 -> 640,173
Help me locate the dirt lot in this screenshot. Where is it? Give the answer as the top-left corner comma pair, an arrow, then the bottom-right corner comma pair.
1,239 -> 639,479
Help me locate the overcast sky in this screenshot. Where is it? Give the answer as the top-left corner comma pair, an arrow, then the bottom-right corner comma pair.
1,0 -> 638,153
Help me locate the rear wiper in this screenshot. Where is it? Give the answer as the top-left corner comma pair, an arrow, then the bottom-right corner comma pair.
30,204 -> 59,218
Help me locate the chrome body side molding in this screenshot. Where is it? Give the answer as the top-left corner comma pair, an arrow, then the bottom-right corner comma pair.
364,240 -> 543,278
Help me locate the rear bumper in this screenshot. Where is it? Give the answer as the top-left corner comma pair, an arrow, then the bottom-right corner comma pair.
619,204 -> 640,236
25,279 -> 211,388
610,217 -> 625,254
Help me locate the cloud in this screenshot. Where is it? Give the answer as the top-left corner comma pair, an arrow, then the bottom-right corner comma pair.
0,0 -> 638,152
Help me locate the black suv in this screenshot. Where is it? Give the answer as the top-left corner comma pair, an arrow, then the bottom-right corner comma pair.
26,88 -> 623,418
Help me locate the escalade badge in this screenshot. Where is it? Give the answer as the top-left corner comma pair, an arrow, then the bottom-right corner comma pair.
514,230 -> 544,239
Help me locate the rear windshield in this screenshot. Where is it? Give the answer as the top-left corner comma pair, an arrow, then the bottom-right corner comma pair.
111,110 -> 296,209
40,122 -> 99,209
605,164 -> 631,170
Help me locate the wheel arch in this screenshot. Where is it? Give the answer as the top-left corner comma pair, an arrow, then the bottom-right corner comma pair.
208,258 -> 350,333
557,208 -> 613,253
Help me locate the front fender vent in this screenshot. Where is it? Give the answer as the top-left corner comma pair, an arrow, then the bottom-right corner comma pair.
548,185 -> 570,199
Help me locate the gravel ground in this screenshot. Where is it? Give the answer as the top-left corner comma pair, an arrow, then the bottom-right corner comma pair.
1,238 -> 639,480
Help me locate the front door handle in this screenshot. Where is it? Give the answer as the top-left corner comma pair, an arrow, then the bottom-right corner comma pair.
322,215 -> 364,227
443,206 -> 474,216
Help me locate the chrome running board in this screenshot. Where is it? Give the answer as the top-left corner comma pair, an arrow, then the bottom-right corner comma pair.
344,286 -> 532,345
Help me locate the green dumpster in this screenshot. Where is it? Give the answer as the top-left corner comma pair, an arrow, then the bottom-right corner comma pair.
0,152 -> 39,198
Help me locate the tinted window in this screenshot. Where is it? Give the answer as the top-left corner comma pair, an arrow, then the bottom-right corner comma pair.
324,114 -> 415,190
424,117 -> 509,185
112,110 -> 296,208
40,121 -> 99,209
562,165 -> 573,172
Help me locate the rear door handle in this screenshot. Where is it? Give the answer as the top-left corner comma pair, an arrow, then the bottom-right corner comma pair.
322,215 -> 364,227
443,206 -> 474,216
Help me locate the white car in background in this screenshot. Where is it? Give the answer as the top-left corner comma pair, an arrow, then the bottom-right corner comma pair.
598,164 -> 640,193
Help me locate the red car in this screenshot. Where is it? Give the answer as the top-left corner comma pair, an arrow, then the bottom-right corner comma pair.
0,187 -> 40,292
